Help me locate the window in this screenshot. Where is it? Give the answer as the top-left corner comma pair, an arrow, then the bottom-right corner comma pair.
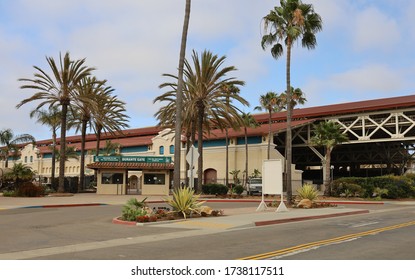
169,145 -> 174,154
24,156 -> 27,163
102,173 -> 124,184
30,156 -> 33,163
144,173 -> 165,185
159,146 -> 164,155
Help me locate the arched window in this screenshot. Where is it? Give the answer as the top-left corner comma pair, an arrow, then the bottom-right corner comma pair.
30,156 -> 33,163
169,145 -> 174,154
159,146 -> 164,155
24,156 -> 28,163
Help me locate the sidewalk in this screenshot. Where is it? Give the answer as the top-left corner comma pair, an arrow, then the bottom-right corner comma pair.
0,193 -> 375,230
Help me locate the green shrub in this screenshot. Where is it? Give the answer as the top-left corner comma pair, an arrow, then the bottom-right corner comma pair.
331,181 -> 363,197
16,182 -> 45,197
233,185 -> 245,195
202,183 -> 228,195
333,175 -> 415,199
121,197 -> 148,221
2,190 -> 16,197
297,183 -> 319,201
164,186 -> 205,219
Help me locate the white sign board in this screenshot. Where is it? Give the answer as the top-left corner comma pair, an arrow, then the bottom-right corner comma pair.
262,159 -> 283,195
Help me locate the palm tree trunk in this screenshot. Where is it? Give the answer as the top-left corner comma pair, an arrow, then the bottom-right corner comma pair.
173,0 -> 191,189
51,130 -> 57,190
244,126 -> 248,188
325,147 -> 332,195
58,103 -> 68,193
268,110 -> 272,160
79,119 -> 87,192
225,128 -> 229,187
197,102 -> 204,193
94,128 -> 102,182
285,39 -> 293,204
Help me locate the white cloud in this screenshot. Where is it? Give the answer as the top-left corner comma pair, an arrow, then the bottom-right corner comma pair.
304,64 -> 407,106
352,7 -> 401,52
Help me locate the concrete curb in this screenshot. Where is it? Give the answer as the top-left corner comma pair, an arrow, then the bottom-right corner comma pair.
22,203 -> 108,209
254,209 -> 370,226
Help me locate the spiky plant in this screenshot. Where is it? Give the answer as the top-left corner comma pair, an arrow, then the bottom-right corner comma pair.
297,183 -> 319,201
164,186 -> 205,219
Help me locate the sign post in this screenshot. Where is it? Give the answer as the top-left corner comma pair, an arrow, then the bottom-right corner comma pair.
186,145 -> 199,189
258,159 -> 287,212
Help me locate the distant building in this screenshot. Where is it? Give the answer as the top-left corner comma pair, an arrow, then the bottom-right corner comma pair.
2,94 -> 415,195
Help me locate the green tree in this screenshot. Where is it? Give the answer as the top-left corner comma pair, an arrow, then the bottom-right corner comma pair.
17,52 -> 94,193
311,121 -> 348,195
172,0 -> 192,190
4,162 -> 34,189
254,91 -> 283,159
29,106 -> 62,190
0,129 -> 35,168
241,112 -> 259,187
157,50 -> 248,192
280,86 -> 307,110
184,50 -> 247,192
261,0 -> 322,203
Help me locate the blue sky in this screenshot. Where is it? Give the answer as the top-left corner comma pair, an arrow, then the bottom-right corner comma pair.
1,0 -> 414,141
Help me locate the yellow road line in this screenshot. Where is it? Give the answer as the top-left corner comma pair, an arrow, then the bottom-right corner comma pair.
240,220 -> 415,260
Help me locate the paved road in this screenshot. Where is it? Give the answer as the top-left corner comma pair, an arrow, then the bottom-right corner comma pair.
0,200 -> 414,260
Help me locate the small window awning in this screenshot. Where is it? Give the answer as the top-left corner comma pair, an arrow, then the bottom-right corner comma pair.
87,162 -> 174,171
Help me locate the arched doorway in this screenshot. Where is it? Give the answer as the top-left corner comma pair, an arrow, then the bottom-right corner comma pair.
128,175 -> 140,194
204,168 -> 217,184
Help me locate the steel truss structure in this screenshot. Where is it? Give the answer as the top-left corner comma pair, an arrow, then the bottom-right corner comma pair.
274,106 -> 415,180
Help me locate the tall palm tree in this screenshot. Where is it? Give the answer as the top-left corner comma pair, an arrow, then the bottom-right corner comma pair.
29,106 -> 61,189
311,121 -> 348,195
173,0 -> 192,189
261,0 -> 322,203
17,52 -> 95,193
0,129 -> 35,168
241,112 -> 259,187
184,50 -> 247,192
157,50 -> 248,191
254,91 -> 283,159
221,84 -> 245,188
280,86 -> 307,110
71,76 -> 103,191
90,86 -> 129,159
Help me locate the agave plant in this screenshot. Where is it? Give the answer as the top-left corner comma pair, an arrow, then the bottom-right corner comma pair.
164,187 -> 205,219
297,183 -> 319,201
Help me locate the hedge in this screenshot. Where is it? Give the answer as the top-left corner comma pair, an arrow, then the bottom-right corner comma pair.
332,174 -> 415,199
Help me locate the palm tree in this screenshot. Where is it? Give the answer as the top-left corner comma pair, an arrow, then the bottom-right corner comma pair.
29,106 -> 61,190
280,86 -> 307,110
254,91 -> 283,159
241,112 -> 259,187
71,76 -> 102,191
0,129 -> 35,168
172,0 -> 192,189
90,86 -> 129,158
55,146 -> 80,162
221,84 -> 245,188
311,121 -> 348,195
101,140 -> 121,156
261,0 -> 322,203
4,162 -> 34,189
184,50 -> 247,192
17,52 -> 95,193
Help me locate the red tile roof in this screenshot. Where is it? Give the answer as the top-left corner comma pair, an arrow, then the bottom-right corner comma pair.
254,94 -> 415,123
